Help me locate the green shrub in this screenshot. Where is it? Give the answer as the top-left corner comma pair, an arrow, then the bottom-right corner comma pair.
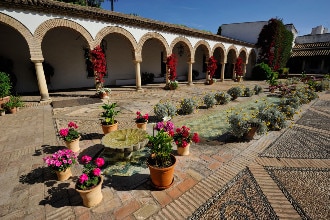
257,105 -> 288,130
253,85 -> 263,95
203,93 -> 216,108
0,72 -> 12,98
214,91 -> 231,105
228,114 -> 267,138
4,95 -> 24,109
179,98 -> 197,115
227,87 -> 243,100
243,87 -> 254,97
154,102 -> 177,121
251,62 -> 272,80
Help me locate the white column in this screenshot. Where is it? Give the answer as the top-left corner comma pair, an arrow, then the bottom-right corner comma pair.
221,62 -> 225,82
134,60 -> 142,91
32,60 -> 50,101
187,61 -> 193,85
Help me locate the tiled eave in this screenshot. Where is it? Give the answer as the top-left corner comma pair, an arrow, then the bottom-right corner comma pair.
291,42 -> 330,57
0,0 -> 254,47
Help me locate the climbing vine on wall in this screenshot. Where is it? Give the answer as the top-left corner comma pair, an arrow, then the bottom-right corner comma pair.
256,18 -> 293,71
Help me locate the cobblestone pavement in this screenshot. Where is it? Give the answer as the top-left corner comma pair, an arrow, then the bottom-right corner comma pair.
0,80 -> 329,219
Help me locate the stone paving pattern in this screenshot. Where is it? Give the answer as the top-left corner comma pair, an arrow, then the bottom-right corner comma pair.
0,81 -> 329,219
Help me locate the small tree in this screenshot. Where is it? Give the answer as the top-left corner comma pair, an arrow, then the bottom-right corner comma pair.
167,54 -> 177,81
207,56 -> 217,80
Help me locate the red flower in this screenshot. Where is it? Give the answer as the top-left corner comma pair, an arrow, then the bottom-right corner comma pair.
167,54 -> 177,81
207,56 -> 217,79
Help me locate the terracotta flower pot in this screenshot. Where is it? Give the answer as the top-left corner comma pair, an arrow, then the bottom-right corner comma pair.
55,168 -> 72,181
64,137 -> 80,152
136,121 -> 147,130
177,143 -> 190,156
244,127 -> 258,140
101,121 -> 118,134
76,175 -> 104,208
147,154 -> 176,189
9,107 -> 17,114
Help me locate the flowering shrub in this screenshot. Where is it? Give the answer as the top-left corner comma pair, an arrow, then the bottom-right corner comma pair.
154,102 -> 177,121
43,149 -> 77,172
214,91 -> 231,105
203,93 -> 216,108
59,121 -> 80,142
254,85 -> 263,95
135,111 -> 148,123
179,98 -> 198,115
173,125 -> 200,148
154,120 -> 175,134
228,113 -> 267,139
235,57 -> 244,77
90,46 -> 106,89
167,54 -> 177,81
207,56 -> 217,79
243,87 -> 254,97
76,155 -> 105,190
257,104 -> 288,130
227,87 -> 243,100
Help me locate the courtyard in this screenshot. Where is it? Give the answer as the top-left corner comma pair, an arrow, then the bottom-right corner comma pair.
0,80 -> 329,219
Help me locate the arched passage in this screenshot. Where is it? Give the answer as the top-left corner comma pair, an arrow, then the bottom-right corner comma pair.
225,45 -> 238,79
193,40 -> 211,80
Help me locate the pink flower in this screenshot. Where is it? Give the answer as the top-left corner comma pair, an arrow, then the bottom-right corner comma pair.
94,158 -> 105,167
93,168 -> 101,176
68,121 -> 78,129
182,140 -> 188,148
59,128 -> 69,137
192,133 -> 200,143
79,174 -> 88,184
81,155 -> 92,164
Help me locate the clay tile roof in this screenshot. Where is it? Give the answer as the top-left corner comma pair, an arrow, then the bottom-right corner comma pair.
0,0 -> 254,47
291,41 -> 330,57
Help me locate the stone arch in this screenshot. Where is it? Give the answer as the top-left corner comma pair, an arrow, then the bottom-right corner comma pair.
194,40 -> 211,58
0,13 -> 37,59
137,32 -> 170,61
34,18 -> 93,59
225,45 -> 238,62
212,43 -> 226,63
95,26 -> 138,59
238,47 -> 248,64
170,36 -> 194,62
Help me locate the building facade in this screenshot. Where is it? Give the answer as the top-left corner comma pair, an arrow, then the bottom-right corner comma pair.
0,0 -> 256,101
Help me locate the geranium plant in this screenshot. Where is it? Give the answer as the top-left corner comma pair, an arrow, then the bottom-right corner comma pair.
90,45 -> 106,90
166,54 -> 177,81
148,119 -> 175,168
173,125 -> 200,148
59,121 -> 80,142
235,57 -> 244,79
76,155 -> 105,190
207,56 -> 217,80
43,149 -> 77,172
135,111 -> 148,123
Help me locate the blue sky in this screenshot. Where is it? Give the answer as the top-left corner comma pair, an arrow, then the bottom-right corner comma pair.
101,0 -> 329,36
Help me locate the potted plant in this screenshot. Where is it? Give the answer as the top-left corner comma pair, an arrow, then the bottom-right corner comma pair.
166,80 -> 178,90
76,155 -> 105,207
96,87 -> 111,99
147,119 -> 176,189
100,101 -> 120,134
228,114 -> 267,140
227,86 -> 243,100
59,121 -> 80,152
4,95 -> 24,114
0,108 -> 5,116
135,111 -> 148,130
43,149 -> 77,181
173,125 -> 200,156
0,72 -> 12,108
